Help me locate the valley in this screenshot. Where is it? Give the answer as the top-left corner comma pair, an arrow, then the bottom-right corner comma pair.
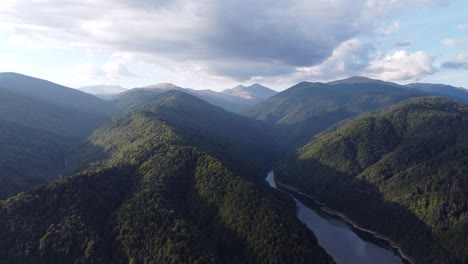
0,73 -> 467,264
266,171 -> 408,264
2,1 -> 467,263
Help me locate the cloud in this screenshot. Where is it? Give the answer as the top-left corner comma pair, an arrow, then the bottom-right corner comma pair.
442,38 -> 468,47
259,45 -> 436,85
0,53 -> 18,72
366,50 -> 436,81
394,41 -> 412,47
288,38 -> 373,81
441,54 -> 468,69
71,53 -> 137,80
0,0 -> 451,83
457,22 -> 468,29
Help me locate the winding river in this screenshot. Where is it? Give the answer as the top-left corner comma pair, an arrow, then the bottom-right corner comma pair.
266,171 -> 407,264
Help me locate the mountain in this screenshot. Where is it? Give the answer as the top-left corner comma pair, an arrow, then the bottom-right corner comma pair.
407,83 -> 468,103
0,72 -> 115,115
143,82 -> 185,91
114,83 -> 273,113
77,85 -> 127,100
243,80 -> 424,148
183,88 -> 251,113
77,84 -> 127,95
0,101 -> 333,263
222,83 -> 277,104
328,76 -> 401,87
72,90 -> 285,175
0,73 -> 116,198
113,89 -> 163,112
275,97 -> 468,263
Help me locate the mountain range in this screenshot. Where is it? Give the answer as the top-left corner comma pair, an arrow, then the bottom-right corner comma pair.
77,85 -> 127,100
243,78 -> 423,148
0,72 -> 467,264
0,73 -> 116,198
80,82 -> 278,113
275,97 -> 468,263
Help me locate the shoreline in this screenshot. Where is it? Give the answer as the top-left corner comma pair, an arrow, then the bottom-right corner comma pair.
276,181 -> 415,264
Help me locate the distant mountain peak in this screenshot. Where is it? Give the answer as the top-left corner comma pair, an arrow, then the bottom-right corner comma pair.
144,82 -> 181,89
407,82 -> 466,90
328,76 -> 400,87
77,84 -> 127,95
249,83 -> 269,88
223,83 -> 277,101
337,76 -> 377,82
232,84 -> 247,90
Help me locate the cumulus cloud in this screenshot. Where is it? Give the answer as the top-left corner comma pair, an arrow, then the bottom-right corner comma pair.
365,50 -> 436,81
271,47 -> 436,84
289,38 -> 373,81
0,0 -> 451,83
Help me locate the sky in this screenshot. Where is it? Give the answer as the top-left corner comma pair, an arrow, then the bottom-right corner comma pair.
0,0 -> 467,91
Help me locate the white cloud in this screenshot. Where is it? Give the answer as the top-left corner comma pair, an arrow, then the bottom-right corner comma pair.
290,38 -> 373,81
0,53 -> 18,72
457,22 -> 468,29
366,50 -> 436,81
255,46 -> 436,86
71,63 -> 105,80
70,53 -> 137,81
442,38 -> 468,47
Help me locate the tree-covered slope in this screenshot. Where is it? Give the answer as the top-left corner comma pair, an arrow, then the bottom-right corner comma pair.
112,88 -> 162,112
407,83 -> 468,104
0,110 -> 333,264
275,97 -> 468,263
244,81 -> 424,148
109,90 -> 285,171
114,84 -> 256,114
0,120 -> 72,198
0,85 -> 111,199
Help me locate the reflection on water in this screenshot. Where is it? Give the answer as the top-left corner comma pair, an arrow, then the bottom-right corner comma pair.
266,171 -> 404,264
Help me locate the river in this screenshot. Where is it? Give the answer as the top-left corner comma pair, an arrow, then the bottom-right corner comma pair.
266,171 -> 407,264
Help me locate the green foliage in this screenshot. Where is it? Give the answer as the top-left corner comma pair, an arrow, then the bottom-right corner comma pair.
68,90 -> 286,177
0,87 -> 111,199
276,97 -> 468,263
244,81 -> 423,148
0,108 -> 333,263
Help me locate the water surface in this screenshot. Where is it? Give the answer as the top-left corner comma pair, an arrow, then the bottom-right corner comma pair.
266,171 -> 405,264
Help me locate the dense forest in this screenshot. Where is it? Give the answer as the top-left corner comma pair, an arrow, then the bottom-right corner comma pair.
3,72 -> 468,264
276,97 -> 468,264
0,76 -> 113,198
243,79 -> 424,148
0,110 -> 333,263
68,90 -> 286,176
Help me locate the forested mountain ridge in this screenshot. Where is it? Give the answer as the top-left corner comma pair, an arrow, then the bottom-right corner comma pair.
0,75 -> 115,199
222,83 -> 277,104
243,80 -> 424,148
275,97 -> 468,263
406,83 -> 468,104
112,82 -> 276,113
0,108 -> 334,264
0,72 -> 116,116
109,90 -> 285,171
